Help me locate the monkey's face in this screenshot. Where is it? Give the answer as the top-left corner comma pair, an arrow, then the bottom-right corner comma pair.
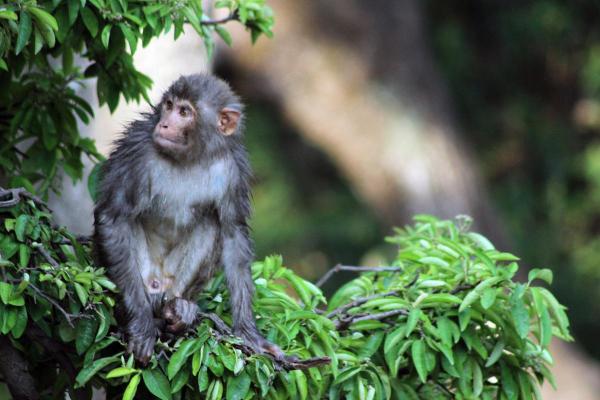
153,98 -> 197,157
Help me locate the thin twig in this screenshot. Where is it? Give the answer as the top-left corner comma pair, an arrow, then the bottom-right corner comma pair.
316,264 -> 403,288
32,243 -> 59,268
194,312 -> 330,370
334,309 -> 408,330
450,283 -> 474,295
57,235 -> 92,245
326,290 -> 399,319
28,283 -> 75,327
201,11 -> 238,26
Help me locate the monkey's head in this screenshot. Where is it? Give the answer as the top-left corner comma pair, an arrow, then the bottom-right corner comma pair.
152,74 -> 243,162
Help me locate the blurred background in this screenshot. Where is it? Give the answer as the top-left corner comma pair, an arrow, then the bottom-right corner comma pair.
51,0 -> 600,397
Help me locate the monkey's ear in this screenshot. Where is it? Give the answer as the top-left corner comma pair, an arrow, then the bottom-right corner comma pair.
217,107 -> 241,136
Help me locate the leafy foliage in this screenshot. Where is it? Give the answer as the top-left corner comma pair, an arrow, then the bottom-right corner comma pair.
0,196 -> 571,399
427,1 -> 600,357
0,0 -> 274,195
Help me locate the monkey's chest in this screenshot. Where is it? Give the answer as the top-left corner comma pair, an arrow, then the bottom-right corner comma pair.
147,159 -> 232,228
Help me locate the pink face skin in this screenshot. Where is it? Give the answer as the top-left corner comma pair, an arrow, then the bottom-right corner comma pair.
153,98 -> 196,152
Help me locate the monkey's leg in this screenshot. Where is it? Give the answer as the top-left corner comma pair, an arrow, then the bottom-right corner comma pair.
161,223 -> 218,334
96,218 -> 157,365
222,227 -> 286,360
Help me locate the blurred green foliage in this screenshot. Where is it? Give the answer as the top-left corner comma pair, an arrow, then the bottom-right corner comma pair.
243,104 -> 382,277
0,195 -> 572,399
426,0 -> 600,359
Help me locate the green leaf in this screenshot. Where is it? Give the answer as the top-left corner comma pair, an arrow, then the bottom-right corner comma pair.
0,10 -> 18,20
480,287 -> 497,309
485,340 -> 504,367
68,0 -> 80,26
76,318 -> 98,354
120,23 -> 137,53
0,282 -> 12,304
142,369 -> 172,400
123,373 -> 141,400
75,356 -> 120,387
226,371 -> 251,400
207,379 -> 223,400
101,24 -> 112,48
500,362 -> 518,400
459,277 -> 502,312
81,7 -> 98,37
510,288 -> 530,339
28,7 -> 58,31
358,331 -> 384,359
528,268 -> 553,285
215,25 -> 233,46
467,232 -> 495,250
15,214 -> 30,242
106,367 -> 138,379
16,12 -> 32,55
38,22 -> 56,47
411,340 -> 428,383
167,339 -> 197,379
405,308 -> 421,337
11,306 -> 27,338
74,282 -> 88,305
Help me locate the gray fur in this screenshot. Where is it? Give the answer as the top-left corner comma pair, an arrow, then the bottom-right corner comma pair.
93,74 -> 281,364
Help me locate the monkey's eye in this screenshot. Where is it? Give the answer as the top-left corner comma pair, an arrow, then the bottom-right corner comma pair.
165,100 -> 173,110
179,107 -> 188,117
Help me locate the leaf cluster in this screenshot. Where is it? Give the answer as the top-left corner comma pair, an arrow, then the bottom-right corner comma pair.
0,0 -> 274,195
0,199 -> 572,399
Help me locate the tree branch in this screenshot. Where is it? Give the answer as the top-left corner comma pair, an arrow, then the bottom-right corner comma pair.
0,187 -> 49,210
316,264 -> 403,287
201,11 -> 238,26
334,309 -> 409,331
326,290 -> 398,319
27,283 -> 75,327
0,336 -> 40,400
25,324 -> 87,400
31,243 -> 59,268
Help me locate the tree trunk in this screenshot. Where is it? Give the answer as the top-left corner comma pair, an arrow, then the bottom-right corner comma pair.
221,0 -> 505,245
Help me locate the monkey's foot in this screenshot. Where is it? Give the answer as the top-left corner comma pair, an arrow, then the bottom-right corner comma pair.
236,329 -> 291,361
127,327 -> 157,366
162,297 -> 199,333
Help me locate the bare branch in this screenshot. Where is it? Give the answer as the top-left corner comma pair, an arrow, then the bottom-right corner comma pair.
0,187 -> 49,210
31,243 -> 59,268
27,283 -> 75,327
450,283 -> 474,295
201,11 -> 238,26
316,264 -> 403,288
334,309 -> 408,331
326,290 -> 399,319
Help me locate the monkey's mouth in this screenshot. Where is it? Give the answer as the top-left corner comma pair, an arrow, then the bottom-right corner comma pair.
154,132 -> 188,149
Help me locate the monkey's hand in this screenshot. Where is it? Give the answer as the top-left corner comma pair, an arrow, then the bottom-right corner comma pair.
161,298 -> 200,334
127,320 -> 158,366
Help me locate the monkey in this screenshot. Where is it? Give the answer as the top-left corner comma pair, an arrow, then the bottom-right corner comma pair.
93,73 -> 284,365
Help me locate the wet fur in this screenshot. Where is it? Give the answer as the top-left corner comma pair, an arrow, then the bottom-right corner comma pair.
93,74 -> 273,363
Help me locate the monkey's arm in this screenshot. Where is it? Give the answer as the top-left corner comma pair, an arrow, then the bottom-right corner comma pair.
94,213 -> 157,365
219,200 -> 285,359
